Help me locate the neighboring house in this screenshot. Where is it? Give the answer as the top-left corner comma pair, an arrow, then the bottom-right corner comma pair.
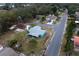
75,28 -> 79,35
73,36 -> 79,51
9,23 -> 26,30
9,24 -> 25,33
47,20 -> 54,25
28,26 -> 46,37
9,24 -> 31,33
14,28 -> 25,33
46,14 -> 52,22
75,11 -> 79,31
0,3 -> 5,9
9,25 -> 16,30
75,12 -> 79,18
0,47 -> 18,56
51,14 -> 57,20
46,14 -> 57,25
46,14 -> 57,22
72,27 -> 79,51
75,12 -> 79,24
0,3 -> 5,7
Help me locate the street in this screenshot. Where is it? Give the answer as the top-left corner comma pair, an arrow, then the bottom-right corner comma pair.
45,13 -> 68,56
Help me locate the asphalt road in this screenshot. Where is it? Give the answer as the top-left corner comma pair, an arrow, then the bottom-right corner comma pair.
45,13 -> 68,56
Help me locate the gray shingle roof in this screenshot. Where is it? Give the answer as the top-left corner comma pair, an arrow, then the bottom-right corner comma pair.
0,47 -> 18,56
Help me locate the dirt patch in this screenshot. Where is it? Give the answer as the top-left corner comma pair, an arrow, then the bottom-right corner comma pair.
0,31 -> 15,46
59,36 -> 67,56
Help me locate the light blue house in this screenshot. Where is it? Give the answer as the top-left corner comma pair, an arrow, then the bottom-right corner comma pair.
28,26 -> 46,37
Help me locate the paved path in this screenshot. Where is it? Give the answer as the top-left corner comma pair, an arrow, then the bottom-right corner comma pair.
45,13 -> 68,56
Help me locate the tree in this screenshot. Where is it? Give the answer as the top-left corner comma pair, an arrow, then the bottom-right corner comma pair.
31,7 -> 37,18
68,4 -> 77,15
14,3 -> 25,8
64,19 -> 75,53
16,8 -> 33,19
38,6 -> 50,15
77,31 -> 79,36
51,5 -> 58,14
0,10 -> 17,22
8,39 -> 17,47
0,10 -> 17,35
41,16 -> 46,22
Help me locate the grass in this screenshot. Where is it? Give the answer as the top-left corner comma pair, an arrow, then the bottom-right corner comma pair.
31,24 -> 37,27
0,25 -> 53,56
21,26 -> 53,55
1,27 -> 49,56
21,37 -> 45,55
68,17 -> 75,20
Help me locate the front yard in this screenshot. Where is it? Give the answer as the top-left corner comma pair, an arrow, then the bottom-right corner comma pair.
21,26 -> 53,55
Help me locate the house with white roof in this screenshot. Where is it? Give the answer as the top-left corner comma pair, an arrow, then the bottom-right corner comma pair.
28,26 -> 46,38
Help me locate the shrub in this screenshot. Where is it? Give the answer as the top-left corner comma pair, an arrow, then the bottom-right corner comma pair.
77,31 -> 79,36
64,18 -> 75,52
41,16 -> 46,22
8,39 -> 17,47
31,24 -> 36,27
